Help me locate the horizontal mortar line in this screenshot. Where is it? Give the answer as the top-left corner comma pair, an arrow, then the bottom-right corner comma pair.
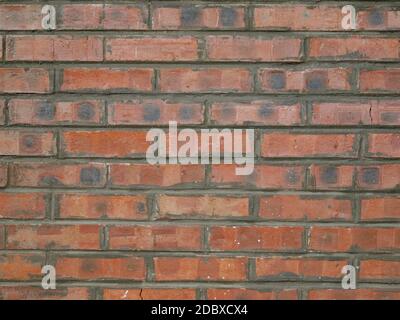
3,93 -> 400,98
2,186 -> 400,193
1,188 -> 400,197
1,93 -> 400,99
3,30 -> 400,35
0,281 -> 398,288
5,249 -> 400,257
5,157 -> 400,162
0,92 -> 389,97
0,219 -> 399,226
2,60 -> 400,65
1,0 -> 400,6
4,125 -> 400,130
2,61 -> 400,67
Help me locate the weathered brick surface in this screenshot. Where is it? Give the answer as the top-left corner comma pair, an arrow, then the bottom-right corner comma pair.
0,0 -> 399,301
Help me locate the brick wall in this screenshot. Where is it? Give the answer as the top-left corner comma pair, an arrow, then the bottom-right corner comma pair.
0,1 -> 399,300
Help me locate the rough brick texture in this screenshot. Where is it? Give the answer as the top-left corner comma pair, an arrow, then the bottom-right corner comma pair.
0,1 -> 399,301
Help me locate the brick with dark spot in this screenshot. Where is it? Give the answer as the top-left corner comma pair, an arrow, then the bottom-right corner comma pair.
321,166 -> 338,184
269,72 -> 286,90
181,7 -> 200,26
220,7 -> 237,26
36,102 -> 56,120
179,105 -> 194,120
362,168 -> 380,185
80,167 -> 102,186
258,104 -> 274,118
77,102 -> 95,121
143,105 -> 161,122
368,10 -> 384,26
286,168 -> 299,184
306,72 -> 327,91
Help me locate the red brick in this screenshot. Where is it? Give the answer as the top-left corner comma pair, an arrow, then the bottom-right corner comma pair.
308,227 -> 400,252
152,5 -> 245,30
59,4 -> 102,30
206,36 -> 302,61
60,68 -> 153,92
210,101 -> 301,126
0,68 -> 50,93
207,288 -> 298,300
254,5 -> 343,31
360,69 -> 400,92
108,100 -> 204,125
361,197 -> 400,221
211,164 -> 305,190
61,130 -> 149,158
104,4 -> 148,30
110,164 -> 205,188
106,37 -> 198,61
58,194 -> 147,220
311,100 -> 400,126
356,165 -> 400,190
103,288 -> 196,300
309,165 -> 355,190
309,37 -> 400,61
0,287 -> 90,300
360,260 -> 400,280
159,68 -> 252,93
6,36 -> 103,61
0,253 -> 44,280
55,256 -> 145,280
255,257 -> 346,279
0,5 -> 42,30
156,195 -> 249,218
108,225 -> 202,251
8,99 -> 104,125
261,133 -> 357,158
259,195 -> 352,221
308,289 -> 400,300
209,226 -> 304,251
254,6 -> 400,31
6,224 -> 101,250
358,8 -> 400,30
0,130 -> 56,156
259,68 -> 352,93
0,164 -> 7,187
367,133 -> 400,158
0,193 -> 46,219
154,257 -> 247,281
10,163 -> 107,188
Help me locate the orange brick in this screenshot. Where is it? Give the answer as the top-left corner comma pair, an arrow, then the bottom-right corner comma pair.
108,225 -> 202,251
154,257 -> 247,281
55,256 -> 146,280
259,195 -> 352,221
156,195 -> 249,218
6,224 -> 101,250
209,226 -> 304,251
0,193 -> 47,219
58,194 -> 148,220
